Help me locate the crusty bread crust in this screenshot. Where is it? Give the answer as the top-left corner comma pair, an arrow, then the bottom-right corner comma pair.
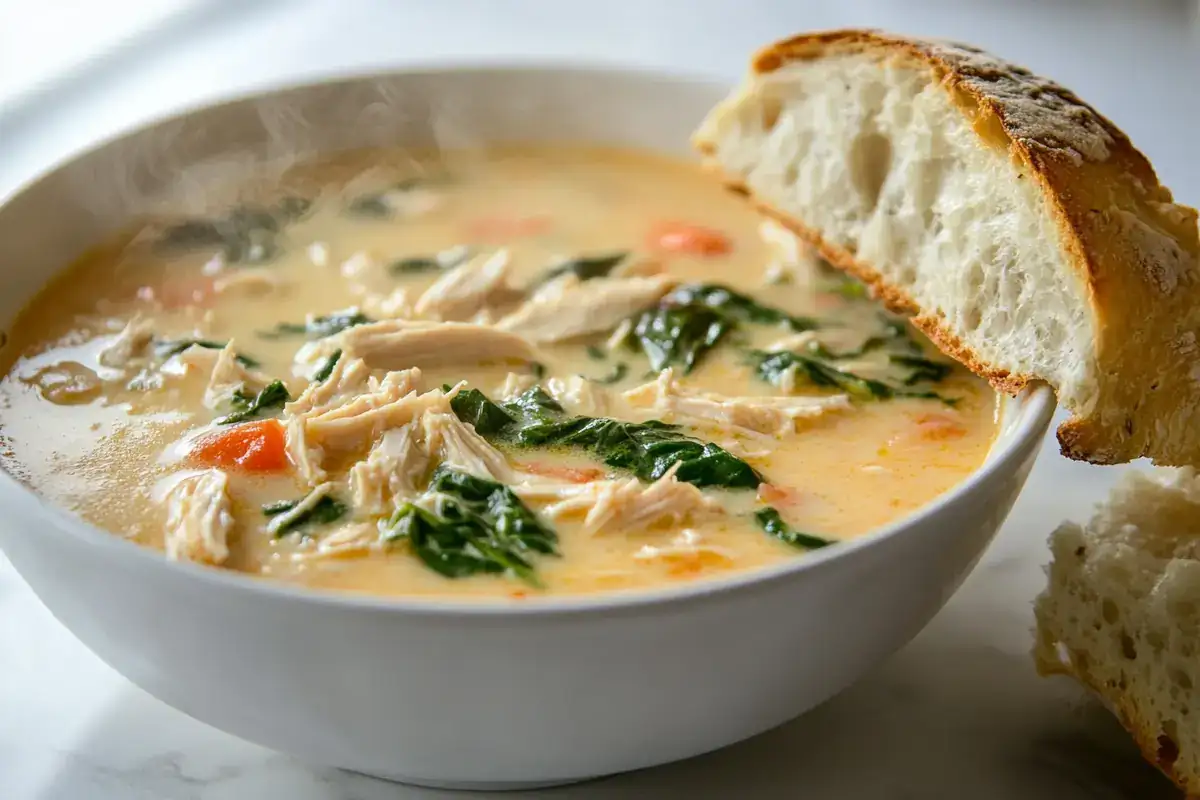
696,29 -> 1200,466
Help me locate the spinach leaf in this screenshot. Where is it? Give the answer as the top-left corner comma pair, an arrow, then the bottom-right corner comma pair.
449,388 -> 516,436
502,386 -> 563,426
380,467 -> 557,586
312,349 -> 342,384
665,283 -> 818,332
754,507 -> 834,550
345,177 -> 443,218
536,252 -> 629,286
750,351 -> 958,406
217,379 -> 291,425
890,354 -> 953,385
586,345 -> 607,360
158,197 -> 310,265
389,245 -> 471,275
589,362 -> 628,385
259,310 -> 372,340
263,494 -> 347,537
627,302 -> 733,373
153,338 -> 260,368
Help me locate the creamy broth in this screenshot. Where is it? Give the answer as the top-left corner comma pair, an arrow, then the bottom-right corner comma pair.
0,146 -> 998,599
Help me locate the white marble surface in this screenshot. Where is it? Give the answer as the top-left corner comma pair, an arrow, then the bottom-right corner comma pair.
0,1 -> 1197,797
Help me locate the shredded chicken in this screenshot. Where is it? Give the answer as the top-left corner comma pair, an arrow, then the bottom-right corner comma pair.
605,318 -> 633,352
286,356 -> 376,417
286,415 -> 327,486
334,319 -> 538,370
623,368 -> 850,441
162,469 -> 233,565
526,463 -> 721,535
760,218 -> 821,286
633,528 -> 735,564
422,410 -> 519,482
97,317 -> 153,368
301,372 -> 446,453
349,422 -> 428,515
197,341 -> 268,409
546,375 -> 609,416
765,331 -> 821,353
290,522 -> 381,562
495,371 -> 537,401
340,251 -> 392,297
496,275 -> 673,343
359,287 -> 414,320
414,249 -> 514,321
266,482 -> 335,536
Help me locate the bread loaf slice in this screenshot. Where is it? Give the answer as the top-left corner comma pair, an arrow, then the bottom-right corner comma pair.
694,30 -> 1200,466
1035,468 -> 1200,795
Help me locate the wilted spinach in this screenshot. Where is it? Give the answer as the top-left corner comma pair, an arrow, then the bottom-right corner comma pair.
535,252 -> 629,286
158,196 -> 310,265
259,310 -> 373,340
153,338 -> 260,368
263,493 -> 347,537
754,507 -> 834,550
217,379 -> 291,425
750,350 -> 957,406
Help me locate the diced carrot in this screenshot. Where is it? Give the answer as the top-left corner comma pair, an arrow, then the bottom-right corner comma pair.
191,419 -> 289,472
519,462 -> 604,483
757,483 -> 803,508
911,413 -> 967,442
648,221 -> 732,256
465,215 -> 553,242
510,590 -> 528,600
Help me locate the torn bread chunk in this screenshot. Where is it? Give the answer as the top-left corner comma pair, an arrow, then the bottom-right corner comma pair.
693,29 -> 1200,466
97,317 -> 153,368
1034,467 -> 1200,796
624,367 -> 849,440
162,469 -> 233,565
349,422 -> 428,516
526,464 -> 721,535
334,319 -> 538,370
413,249 -> 514,321
496,275 -> 674,343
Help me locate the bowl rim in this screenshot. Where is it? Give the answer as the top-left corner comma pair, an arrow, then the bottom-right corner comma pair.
0,63 -> 1060,618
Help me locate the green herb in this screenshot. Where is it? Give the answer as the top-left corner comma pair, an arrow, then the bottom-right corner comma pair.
153,339 -> 260,369
536,252 -> 629,286
890,354 -> 953,385
530,362 -> 547,379
345,177 -> 440,218
263,494 -> 347,537
586,345 -> 607,360
453,387 -> 762,490
259,310 -> 372,340
217,379 -> 291,425
380,467 -> 557,586
754,507 -> 834,550
158,197 -> 310,265
312,349 -> 342,383
389,245 -> 471,275
589,362 -> 628,385
449,387 -> 516,435
627,302 -> 733,373
750,350 -> 958,406
665,283 -> 818,332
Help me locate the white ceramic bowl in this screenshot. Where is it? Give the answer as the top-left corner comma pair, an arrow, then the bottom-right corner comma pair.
0,66 -> 1056,790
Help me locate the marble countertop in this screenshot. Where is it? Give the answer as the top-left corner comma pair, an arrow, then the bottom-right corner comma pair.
1,2 -> 1197,797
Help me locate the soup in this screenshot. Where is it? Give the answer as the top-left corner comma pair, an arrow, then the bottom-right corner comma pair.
0,146 -> 998,599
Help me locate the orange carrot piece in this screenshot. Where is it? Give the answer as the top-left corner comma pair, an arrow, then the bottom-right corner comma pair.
519,462 -> 604,483
757,483 -> 803,508
648,221 -> 732,256
191,419 -> 289,472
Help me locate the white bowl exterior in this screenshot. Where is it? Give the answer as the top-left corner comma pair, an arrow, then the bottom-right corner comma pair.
0,67 -> 1055,786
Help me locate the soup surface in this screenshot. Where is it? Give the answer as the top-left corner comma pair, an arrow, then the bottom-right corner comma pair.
0,146 -> 998,599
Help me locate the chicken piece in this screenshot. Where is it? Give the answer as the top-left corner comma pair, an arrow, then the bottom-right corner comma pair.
97,317 -> 153,368
623,368 -> 850,441
547,375 -> 609,416
286,356 -> 377,417
266,482 -> 335,536
290,522 -> 381,562
335,319 -> 538,370
198,340 -> 268,409
496,275 -> 673,343
422,410 -> 519,482
340,251 -> 392,297
286,415 -> 327,486
414,249 -> 514,321
765,331 -> 821,353
526,463 -> 721,535
359,287 -> 414,320
495,371 -> 537,402
301,373 -> 448,453
633,528 -> 736,566
162,469 -> 233,565
349,422 -> 428,516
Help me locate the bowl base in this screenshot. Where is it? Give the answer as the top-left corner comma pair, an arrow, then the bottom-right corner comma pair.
348,769 -> 600,792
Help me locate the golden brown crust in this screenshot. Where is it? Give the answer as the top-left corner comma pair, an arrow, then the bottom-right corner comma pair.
702,29 -> 1200,466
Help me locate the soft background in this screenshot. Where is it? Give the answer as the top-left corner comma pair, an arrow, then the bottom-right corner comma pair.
0,1 -> 1197,798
